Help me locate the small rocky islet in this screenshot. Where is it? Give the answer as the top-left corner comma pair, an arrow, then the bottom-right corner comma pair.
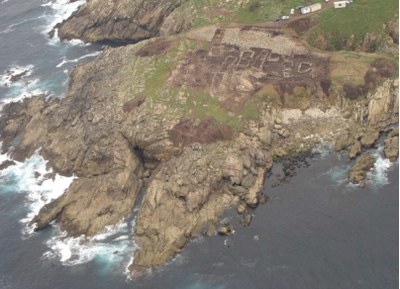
0,0 -> 398,275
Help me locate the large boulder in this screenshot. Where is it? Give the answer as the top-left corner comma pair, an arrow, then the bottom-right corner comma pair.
348,153 -> 376,184
384,129 -> 399,161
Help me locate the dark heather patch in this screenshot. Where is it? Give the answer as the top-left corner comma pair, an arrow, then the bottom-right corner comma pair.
289,18 -> 317,34
169,118 -> 233,146
136,39 -> 172,57
364,58 -> 397,89
122,97 -> 145,113
320,79 -> 331,96
343,84 -> 367,100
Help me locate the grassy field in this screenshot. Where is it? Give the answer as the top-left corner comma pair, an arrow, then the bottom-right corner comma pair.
234,0 -> 323,23
176,0 -> 327,28
306,0 -> 398,50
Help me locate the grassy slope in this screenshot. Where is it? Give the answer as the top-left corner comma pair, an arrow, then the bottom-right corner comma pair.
178,0 -> 325,28
234,0 -> 323,23
306,0 -> 398,50
120,38 -> 259,130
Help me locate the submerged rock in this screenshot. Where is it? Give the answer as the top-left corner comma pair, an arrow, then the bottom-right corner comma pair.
217,223 -> 234,236
241,213 -> 253,227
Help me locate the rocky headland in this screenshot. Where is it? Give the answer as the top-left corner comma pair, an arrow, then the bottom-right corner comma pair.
0,0 -> 398,275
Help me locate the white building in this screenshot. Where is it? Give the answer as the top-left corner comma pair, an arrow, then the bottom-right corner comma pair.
301,7 -> 311,14
301,3 -> 322,14
334,1 -> 347,8
309,3 -> 322,12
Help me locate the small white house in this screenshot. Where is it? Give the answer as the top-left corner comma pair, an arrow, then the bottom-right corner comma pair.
334,1 -> 347,8
301,7 -> 311,14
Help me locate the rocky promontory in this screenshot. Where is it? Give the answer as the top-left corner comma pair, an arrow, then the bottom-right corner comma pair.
57,0 -> 187,43
0,0 -> 398,274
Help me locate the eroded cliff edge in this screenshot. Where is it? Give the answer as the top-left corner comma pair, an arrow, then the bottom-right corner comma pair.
1,16 -> 399,273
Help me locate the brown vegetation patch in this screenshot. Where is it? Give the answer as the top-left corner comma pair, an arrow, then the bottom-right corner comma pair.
169,118 -> 233,146
343,84 -> 367,100
289,18 -> 317,34
248,1 -> 261,12
320,79 -> 331,96
136,39 -> 172,57
364,58 -> 397,89
386,16 -> 399,44
122,97 -> 145,113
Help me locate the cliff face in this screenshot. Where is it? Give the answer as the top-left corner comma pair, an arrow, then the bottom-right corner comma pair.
1,7 -> 398,274
57,0 -> 188,43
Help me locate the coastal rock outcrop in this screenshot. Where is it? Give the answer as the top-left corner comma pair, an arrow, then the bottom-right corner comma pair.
0,21 -> 398,272
384,128 -> 399,161
348,153 -> 376,184
57,0 -> 189,43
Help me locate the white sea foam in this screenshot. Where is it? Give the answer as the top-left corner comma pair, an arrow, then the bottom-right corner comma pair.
41,0 -> 86,45
327,145 -> 397,188
56,51 -> 101,68
311,141 -> 333,159
0,149 -> 136,269
43,220 -> 136,268
367,145 -> 394,186
0,65 -> 34,87
0,145 -> 10,164
0,150 -> 75,234
326,164 -> 350,186
0,65 -> 51,105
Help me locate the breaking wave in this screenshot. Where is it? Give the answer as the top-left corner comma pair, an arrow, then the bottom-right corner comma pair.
56,51 -> 102,68
43,219 -> 136,273
41,0 -> 86,45
327,145 -> 397,188
0,64 -> 50,105
0,150 -> 75,235
0,149 -> 136,271
367,145 -> 395,187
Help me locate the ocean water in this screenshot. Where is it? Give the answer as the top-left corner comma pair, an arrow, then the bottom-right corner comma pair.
0,1 -> 398,289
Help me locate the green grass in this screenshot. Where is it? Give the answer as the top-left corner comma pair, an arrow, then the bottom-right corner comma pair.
306,0 -> 398,50
142,39 -> 201,100
174,0 -> 325,28
164,88 -> 261,130
234,0 -> 322,23
174,0 -> 234,29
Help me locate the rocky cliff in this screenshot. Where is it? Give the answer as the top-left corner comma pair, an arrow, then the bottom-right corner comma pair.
57,0 -> 189,43
0,2 -> 398,275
